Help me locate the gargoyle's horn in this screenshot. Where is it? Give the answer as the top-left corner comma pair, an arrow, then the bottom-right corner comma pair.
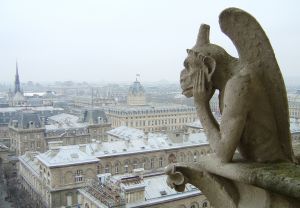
196,24 -> 210,46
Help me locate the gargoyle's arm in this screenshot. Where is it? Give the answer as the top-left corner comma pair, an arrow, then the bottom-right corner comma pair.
196,76 -> 250,162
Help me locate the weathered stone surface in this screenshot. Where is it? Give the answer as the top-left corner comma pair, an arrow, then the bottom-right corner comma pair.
180,7 -> 296,163
167,7 -> 300,208
195,156 -> 300,199
166,157 -> 300,207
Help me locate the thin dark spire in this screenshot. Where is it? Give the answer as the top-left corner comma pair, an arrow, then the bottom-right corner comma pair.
14,61 -> 21,93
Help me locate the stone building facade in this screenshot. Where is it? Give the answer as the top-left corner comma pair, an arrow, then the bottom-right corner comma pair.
9,110 -> 111,156
0,106 -> 64,141
19,151 -> 99,207
9,111 -> 46,156
105,104 -> 197,132
105,79 -> 197,132
18,128 -> 211,207
288,92 -> 300,119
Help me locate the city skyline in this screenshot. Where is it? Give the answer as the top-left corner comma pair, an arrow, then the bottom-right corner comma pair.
1,0 -> 300,83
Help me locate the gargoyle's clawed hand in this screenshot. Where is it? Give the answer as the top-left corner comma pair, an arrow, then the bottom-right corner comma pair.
165,164 -> 188,192
193,69 -> 214,104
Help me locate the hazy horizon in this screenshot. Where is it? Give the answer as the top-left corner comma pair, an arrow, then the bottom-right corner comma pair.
1,0 -> 300,83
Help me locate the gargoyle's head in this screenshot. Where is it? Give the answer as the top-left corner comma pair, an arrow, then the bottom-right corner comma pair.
180,49 -> 215,97
180,24 -> 230,97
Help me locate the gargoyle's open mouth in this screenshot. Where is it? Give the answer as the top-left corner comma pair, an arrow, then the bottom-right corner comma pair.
182,86 -> 193,94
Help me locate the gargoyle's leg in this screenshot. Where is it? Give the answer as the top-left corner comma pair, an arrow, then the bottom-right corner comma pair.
165,163 -> 239,208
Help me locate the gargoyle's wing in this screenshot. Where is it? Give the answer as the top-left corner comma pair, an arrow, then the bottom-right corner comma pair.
219,8 -> 295,162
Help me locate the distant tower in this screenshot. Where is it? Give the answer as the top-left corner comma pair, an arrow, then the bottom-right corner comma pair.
15,61 -> 21,93
127,74 -> 146,106
10,61 -> 26,106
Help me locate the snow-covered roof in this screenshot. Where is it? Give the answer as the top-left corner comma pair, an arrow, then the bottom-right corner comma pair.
46,113 -> 88,131
36,146 -> 100,167
24,92 -> 46,97
0,143 -> 8,151
90,132 -> 207,158
107,126 -> 145,140
142,174 -> 199,203
0,106 -> 64,113
36,129 -> 208,168
80,172 -> 201,207
19,152 -> 40,177
48,113 -> 79,123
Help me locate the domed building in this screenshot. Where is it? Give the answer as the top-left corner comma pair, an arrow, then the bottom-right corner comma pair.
106,76 -> 197,132
127,78 -> 146,106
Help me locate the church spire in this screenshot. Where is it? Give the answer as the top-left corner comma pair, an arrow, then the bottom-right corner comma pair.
15,61 -> 21,93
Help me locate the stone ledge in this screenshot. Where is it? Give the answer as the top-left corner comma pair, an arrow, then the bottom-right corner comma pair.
189,155 -> 300,199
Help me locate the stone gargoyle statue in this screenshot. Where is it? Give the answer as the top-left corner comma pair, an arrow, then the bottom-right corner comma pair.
166,7 -> 300,208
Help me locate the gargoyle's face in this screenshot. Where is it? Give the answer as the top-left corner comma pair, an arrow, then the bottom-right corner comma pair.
180,51 -> 204,98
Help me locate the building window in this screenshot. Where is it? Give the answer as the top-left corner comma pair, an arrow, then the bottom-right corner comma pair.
159,157 -> 163,167
75,170 -> 83,182
133,160 -> 138,169
190,203 -> 199,208
97,165 -> 101,174
124,164 -> 129,173
105,165 -> 110,173
193,152 -> 198,162
115,164 -> 119,174
150,158 -> 155,169
180,154 -> 185,162
202,201 -> 208,207
142,158 -> 147,169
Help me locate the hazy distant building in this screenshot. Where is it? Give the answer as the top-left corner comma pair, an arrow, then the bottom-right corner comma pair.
73,96 -> 116,108
127,78 -> 146,106
9,111 -> 46,156
82,109 -> 111,141
8,62 -> 26,106
0,106 -> 64,145
106,79 -> 197,132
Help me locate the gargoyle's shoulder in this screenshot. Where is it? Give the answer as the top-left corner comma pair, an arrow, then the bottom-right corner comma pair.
227,70 -> 252,89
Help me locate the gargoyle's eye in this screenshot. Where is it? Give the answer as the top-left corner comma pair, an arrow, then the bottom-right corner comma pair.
183,59 -> 189,69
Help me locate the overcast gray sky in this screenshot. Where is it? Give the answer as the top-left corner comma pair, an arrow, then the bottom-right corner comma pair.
0,0 -> 299,83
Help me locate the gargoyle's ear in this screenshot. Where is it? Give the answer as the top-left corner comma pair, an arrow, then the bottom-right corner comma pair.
203,56 -> 216,82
